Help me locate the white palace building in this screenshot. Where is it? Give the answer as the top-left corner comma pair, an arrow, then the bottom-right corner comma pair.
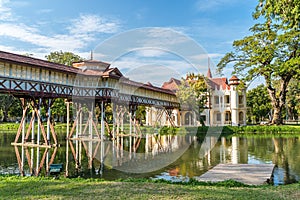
145,68 -> 247,127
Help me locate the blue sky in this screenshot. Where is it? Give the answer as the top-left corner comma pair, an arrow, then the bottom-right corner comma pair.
0,0 -> 259,85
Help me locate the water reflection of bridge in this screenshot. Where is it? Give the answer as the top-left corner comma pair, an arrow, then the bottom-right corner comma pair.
66,134 -> 196,176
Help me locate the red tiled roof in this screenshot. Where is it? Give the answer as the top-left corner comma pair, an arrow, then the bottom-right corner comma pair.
207,77 -> 230,90
229,75 -> 239,81
72,59 -> 110,71
161,78 -> 182,92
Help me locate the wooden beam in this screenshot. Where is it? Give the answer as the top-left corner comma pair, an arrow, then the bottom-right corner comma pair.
11,142 -> 53,148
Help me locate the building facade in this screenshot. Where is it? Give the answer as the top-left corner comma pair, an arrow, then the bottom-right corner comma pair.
145,69 -> 247,127
203,69 -> 247,126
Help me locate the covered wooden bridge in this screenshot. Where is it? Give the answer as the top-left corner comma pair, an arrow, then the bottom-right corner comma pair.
0,50 -> 180,176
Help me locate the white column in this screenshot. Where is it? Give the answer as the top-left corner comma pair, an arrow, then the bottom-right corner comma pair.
173,110 -> 178,126
36,98 -> 41,174
65,101 -> 70,176
46,99 -> 51,173
145,107 -> 150,126
231,87 -> 238,126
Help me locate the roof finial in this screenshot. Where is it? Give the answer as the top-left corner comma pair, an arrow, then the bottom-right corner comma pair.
90,50 -> 93,60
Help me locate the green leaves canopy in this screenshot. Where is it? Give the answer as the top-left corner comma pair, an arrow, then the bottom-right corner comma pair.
176,73 -> 208,114
254,0 -> 300,29
247,84 -> 272,123
217,0 -> 300,124
45,51 -> 83,67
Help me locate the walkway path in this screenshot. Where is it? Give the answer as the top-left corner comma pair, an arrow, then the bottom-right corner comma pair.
196,164 -> 275,185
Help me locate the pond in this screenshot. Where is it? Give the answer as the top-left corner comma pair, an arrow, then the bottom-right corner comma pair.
0,130 -> 299,185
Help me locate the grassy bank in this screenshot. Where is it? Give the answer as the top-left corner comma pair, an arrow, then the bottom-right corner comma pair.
196,125 -> 300,138
1,122 -> 300,138
0,176 -> 299,200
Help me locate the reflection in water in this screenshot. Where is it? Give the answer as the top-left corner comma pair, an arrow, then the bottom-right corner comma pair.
67,134 -> 195,175
1,131 -> 300,185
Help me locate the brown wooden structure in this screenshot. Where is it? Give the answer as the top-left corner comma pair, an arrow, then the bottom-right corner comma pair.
0,50 -> 179,176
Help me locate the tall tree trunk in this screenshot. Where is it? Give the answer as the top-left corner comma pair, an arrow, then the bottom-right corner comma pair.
272,106 -> 282,125
2,109 -> 8,122
265,75 -> 292,125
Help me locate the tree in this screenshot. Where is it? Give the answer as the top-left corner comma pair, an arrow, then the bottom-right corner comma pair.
176,73 -> 208,125
0,94 -> 22,122
51,99 -> 67,122
285,79 -> 300,120
45,51 -> 83,67
217,1 -> 300,125
247,84 -> 272,123
254,0 -> 300,29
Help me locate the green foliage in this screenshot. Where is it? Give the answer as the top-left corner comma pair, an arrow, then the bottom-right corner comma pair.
176,73 -> 208,120
158,126 -> 178,135
51,99 -> 67,122
247,84 -> 272,123
135,105 -> 146,125
45,51 -> 83,67
196,125 -> 300,138
0,94 -> 22,122
285,79 -> 300,120
217,1 -> 300,125
0,122 -> 20,130
254,0 -> 300,29
235,125 -> 300,135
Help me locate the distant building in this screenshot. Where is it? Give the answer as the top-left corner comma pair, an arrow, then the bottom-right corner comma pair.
204,68 -> 247,126
146,69 -> 247,127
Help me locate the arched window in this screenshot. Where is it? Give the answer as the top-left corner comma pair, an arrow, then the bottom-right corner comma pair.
239,112 -> 244,124
225,112 -> 231,121
184,112 -> 193,125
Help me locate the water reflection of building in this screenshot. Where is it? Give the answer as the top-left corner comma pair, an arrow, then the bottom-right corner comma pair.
197,136 -> 248,170
229,137 -> 248,164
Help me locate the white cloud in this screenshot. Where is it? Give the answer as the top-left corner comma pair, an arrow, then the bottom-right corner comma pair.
0,13 -> 121,58
195,0 -> 237,12
69,14 -> 120,35
134,48 -> 169,57
0,23 -> 86,52
0,0 -> 12,21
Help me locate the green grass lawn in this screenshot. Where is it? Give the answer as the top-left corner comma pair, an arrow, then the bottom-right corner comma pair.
0,177 -> 299,200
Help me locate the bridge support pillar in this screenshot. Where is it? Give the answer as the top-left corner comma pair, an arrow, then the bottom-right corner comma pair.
66,101 -> 102,175
67,100 -> 107,173
145,106 -> 176,127
12,97 -> 58,176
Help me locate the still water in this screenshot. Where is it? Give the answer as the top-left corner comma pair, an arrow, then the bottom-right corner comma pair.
0,130 -> 299,185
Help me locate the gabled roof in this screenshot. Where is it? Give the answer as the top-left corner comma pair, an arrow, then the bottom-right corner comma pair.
229,75 -> 239,81
161,78 -> 182,92
72,59 -> 110,71
0,50 -> 177,95
0,50 -> 79,74
102,67 -> 123,78
145,82 -> 153,86
207,77 -> 230,90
